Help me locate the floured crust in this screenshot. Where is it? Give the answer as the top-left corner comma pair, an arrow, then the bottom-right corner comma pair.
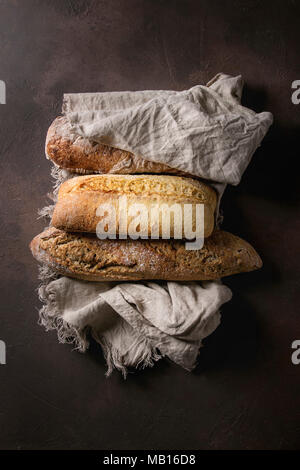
51,174 -> 217,238
46,116 -> 191,176
30,228 -> 262,282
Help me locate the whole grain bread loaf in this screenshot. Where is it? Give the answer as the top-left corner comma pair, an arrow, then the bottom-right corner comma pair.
51,174 -> 217,239
30,227 -> 262,282
46,116 -> 191,176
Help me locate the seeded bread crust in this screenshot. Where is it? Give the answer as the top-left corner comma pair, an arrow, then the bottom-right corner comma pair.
46,116 -> 191,176
51,174 -> 217,238
30,227 -> 262,282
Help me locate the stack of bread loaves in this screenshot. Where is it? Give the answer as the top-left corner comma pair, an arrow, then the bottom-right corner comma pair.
30,116 -> 262,280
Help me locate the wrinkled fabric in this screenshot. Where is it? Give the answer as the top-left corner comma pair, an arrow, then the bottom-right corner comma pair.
39,276 -> 232,376
63,73 -> 273,185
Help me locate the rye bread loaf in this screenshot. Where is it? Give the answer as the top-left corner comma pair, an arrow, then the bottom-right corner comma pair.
46,116 -> 191,176
30,227 -> 262,282
51,174 -> 217,239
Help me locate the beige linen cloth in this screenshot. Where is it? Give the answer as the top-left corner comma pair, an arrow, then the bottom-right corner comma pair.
39,73 -> 273,377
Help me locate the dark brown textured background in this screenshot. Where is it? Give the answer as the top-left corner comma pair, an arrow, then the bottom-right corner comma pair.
0,0 -> 299,450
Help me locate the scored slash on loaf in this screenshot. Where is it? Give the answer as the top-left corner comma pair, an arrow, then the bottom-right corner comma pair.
51,174 -> 217,239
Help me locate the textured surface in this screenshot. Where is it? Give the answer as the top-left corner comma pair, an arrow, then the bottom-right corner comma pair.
46,115 -> 189,175
30,228 -> 261,281
51,174 -> 217,237
47,75 -> 273,185
0,0 -> 300,451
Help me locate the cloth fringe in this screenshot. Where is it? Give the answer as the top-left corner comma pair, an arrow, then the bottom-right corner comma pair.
38,166 -> 73,220
37,263 -> 162,377
38,265 -> 89,352
36,170 -> 95,363
92,329 -> 162,378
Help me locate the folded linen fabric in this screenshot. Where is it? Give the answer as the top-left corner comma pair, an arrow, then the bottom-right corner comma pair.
39,275 -> 232,377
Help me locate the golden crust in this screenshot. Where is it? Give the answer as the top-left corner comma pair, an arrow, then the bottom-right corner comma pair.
58,174 -> 217,202
51,174 -> 217,238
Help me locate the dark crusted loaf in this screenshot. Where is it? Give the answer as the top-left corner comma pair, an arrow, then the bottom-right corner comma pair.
30,227 -> 262,282
46,116 -> 191,176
